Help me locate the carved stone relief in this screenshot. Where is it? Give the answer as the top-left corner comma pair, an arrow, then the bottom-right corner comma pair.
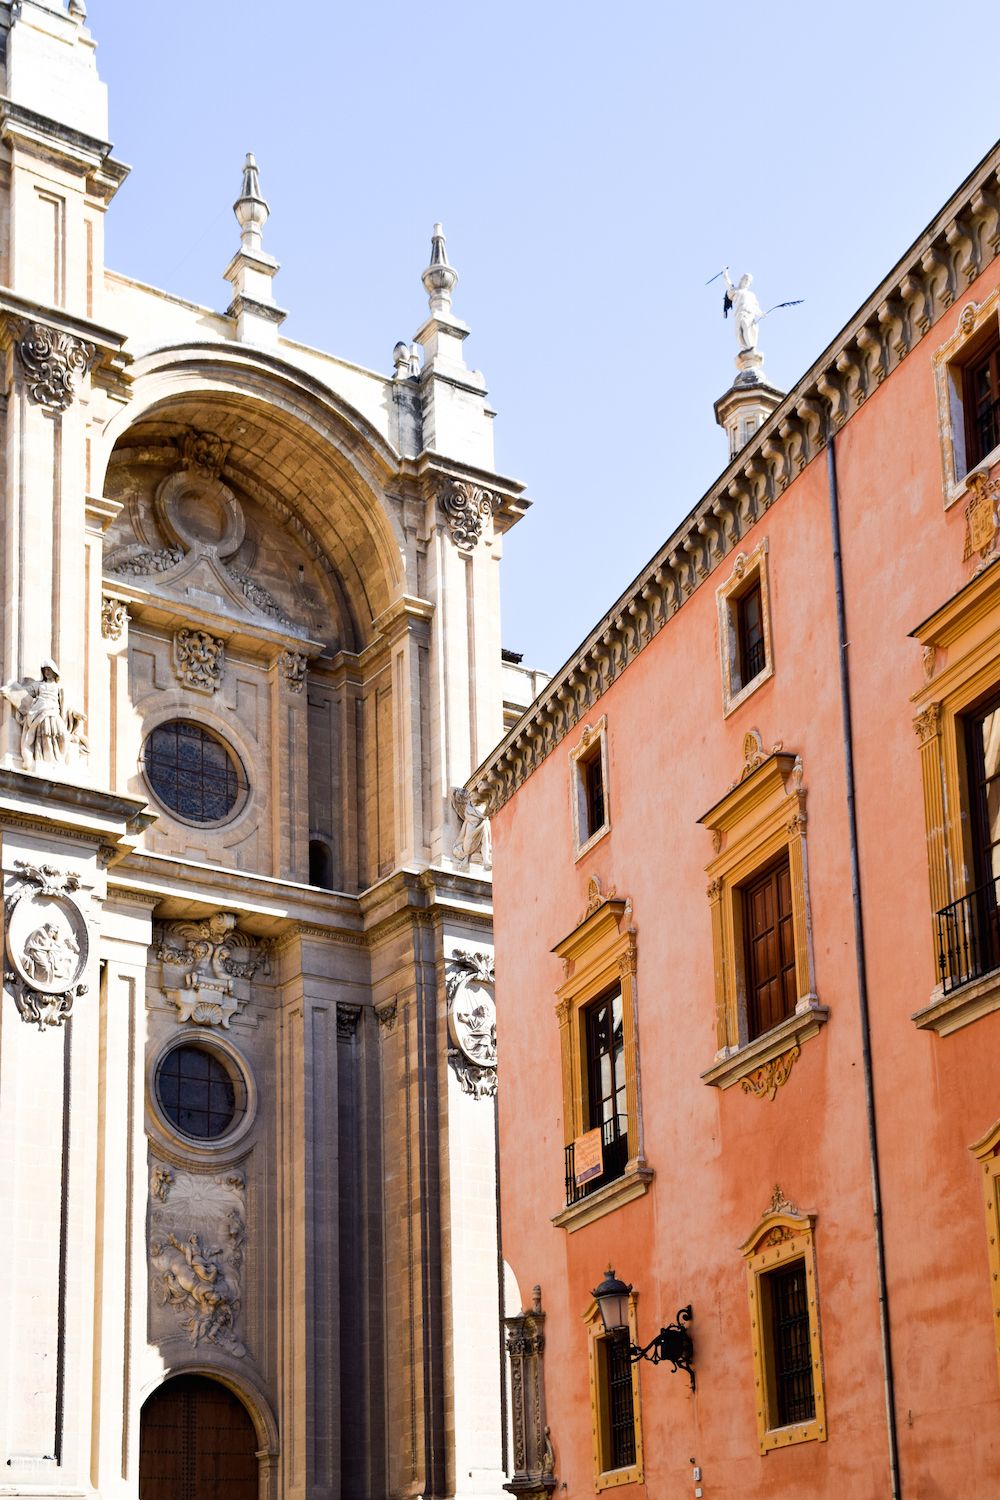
1,660 -> 88,773
446,950 -> 497,1098
4,861 -> 88,1029
439,479 -> 498,550
15,321 -> 99,411
738,1043 -> 800,1101
173,628 -> 225,693
277,650 -> 307,692
148,1164 -> 247,1356
101,597 -> 130,641
451,785 -> 492,869
105,544 -> 184,577
505,1286 -> 557,1497
962,470 -> 1000,572
155,913 -> 269,1028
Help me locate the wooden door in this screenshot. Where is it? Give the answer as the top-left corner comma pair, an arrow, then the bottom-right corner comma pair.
139,1374 -> 258,1500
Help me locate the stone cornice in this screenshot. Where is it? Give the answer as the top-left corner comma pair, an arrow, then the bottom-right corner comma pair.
471,139 -> 1000,815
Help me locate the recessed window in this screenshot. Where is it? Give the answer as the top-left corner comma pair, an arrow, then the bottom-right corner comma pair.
743,856 -> 796,1041
309,838 -> 334,890
585,1290 -> 644,1487
603,1333 -> 637,1470
566,988 -> 628,1203
155,1043 -> 245,1140
570,717 -> 610,857
764,1260 -> 816,1427
717,541 -> 774,715
964,336 -> 1000,473
143,720 -> 247,825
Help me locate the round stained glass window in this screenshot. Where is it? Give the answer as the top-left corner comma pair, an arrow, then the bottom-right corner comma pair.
155,1043 -> 244,1140
143,720 -> 246,824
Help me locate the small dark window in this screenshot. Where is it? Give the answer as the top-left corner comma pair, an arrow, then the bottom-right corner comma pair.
584,988 -> 628,1180
581,747 -> 606,839
737,580 -> 766,687
743,857 -> 796,1040
964,337 -> 1000,472
603,1332 -> 636,1469
767,1260 -> 815,1427
309,838 -> 334,890
143,721 -> 246,824
155,1044 -> 243,1140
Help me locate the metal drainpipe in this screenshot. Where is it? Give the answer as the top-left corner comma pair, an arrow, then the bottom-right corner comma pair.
826,433 -> 902,1499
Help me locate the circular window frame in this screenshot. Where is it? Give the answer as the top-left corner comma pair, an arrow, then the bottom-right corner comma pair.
147,1032 -> 257,1158
140,718 -> 250,830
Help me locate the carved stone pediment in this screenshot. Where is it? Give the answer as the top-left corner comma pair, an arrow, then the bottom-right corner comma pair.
446,950 -> 496,1098
155,913 -> 269,1028
148,1164 -> 247,1356
3,861 -> 88,1029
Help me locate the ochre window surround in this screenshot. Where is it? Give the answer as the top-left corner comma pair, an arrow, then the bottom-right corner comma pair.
933,288 -> 1000,510
717,539 -> 774,717
911,562 -> 1000,1034
741,1191 -> 827,1456
583,1290 -> 644,1490
570,715 -> 611,859
551,876 -> 652,1232
970,1117 -> 1000,1389
699,734 -> 828,1098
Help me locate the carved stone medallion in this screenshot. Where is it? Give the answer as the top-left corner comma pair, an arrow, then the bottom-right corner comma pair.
173,628 -> 225,693
446,950 -> 497,1098
155,913 -> 268,1028
148,1164 -> 247,1356
4,861 -> 88,1029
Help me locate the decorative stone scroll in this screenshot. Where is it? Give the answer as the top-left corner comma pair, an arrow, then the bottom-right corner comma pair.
101,597 -> 129,641
148,1164 -> 247,1356
277,650 -> 307,693
14,321 -> 99,411
4,861 -> 88,1029
738,1044 -> 801,1101
446,949 -> 497,1098
439,479 -> 498,551
505,1286 -> 557,1498
173,628 -> 225,693
155,913 -> 268,1028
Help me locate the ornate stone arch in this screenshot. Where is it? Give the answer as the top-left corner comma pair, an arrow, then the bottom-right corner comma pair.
97,343 -> 407,650
139,1361 -> 280,1455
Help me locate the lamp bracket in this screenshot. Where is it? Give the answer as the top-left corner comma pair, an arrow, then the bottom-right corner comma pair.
629,1304 -> 695,1391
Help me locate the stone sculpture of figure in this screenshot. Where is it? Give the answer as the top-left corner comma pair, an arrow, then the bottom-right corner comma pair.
723,268 -> 763,352
451,785 -> 492,870
1,659 -> 88,771
23,922 -> 79,986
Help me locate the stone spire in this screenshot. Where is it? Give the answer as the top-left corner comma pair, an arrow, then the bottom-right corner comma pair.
223,153 -> 286,346
413,222 -> 474,378
422,223 -> 458,315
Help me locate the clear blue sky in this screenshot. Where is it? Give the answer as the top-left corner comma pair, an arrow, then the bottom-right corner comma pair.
96,1 -> 999,676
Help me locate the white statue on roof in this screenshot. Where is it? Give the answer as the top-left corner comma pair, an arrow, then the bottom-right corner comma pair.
723,268 -> 762,353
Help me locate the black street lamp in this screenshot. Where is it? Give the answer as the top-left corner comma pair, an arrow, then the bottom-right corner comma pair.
591,1269 -> 696,1392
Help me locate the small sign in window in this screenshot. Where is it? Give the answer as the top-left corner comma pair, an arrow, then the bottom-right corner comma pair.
573,1127 -> 604,1186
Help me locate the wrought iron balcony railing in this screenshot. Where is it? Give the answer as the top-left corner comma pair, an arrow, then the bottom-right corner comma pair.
564,1114 -> 629,1207
936,879 -> 1000,994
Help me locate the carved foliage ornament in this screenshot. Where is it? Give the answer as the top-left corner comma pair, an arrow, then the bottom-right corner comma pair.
446,949 -> 497,1098
156,913 -> 268,1028
101,597 -> 129,641
173,628 -> 225,694
4,861 -> 88,1029
277,650 -> 307,693
148,1165 -> 247,1356
15,321 -> 99,411
738,1043 -> 800,1101
439,479 -> 497,550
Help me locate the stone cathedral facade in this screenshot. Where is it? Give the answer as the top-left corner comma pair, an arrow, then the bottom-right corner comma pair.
0,5 -> 531,1499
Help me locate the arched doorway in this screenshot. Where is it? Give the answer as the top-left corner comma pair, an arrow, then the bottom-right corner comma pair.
139,1374 -> 258,1500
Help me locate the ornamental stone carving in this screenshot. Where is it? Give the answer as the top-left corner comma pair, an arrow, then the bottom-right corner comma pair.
963,470 -> 1000,571
1,660 -> 88,773
232,571 -> 293,628
173,628 -> 225,693
446,950 -> 496,1099
4,861 -> 88,1030
106,544 -> 185,577
277,650 -> 307,692
505,1286 -> 557,1498
14,321 -> 99,411
148,1165 -> 247,1356
155,913 -> 268,1028
451,785 -> 492,869
439,479 -> 497,550
739,1043 -> 801,1101
180,427 -> 230,481
101,597 -> 129,641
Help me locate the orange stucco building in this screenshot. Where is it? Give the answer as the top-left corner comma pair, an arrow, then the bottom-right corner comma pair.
475,140 -> 1000,1498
